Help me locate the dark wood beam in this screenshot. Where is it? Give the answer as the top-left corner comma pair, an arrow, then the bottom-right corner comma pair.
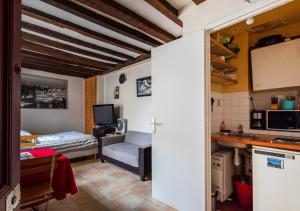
22,6 -> 149,55
22,31 -> 122,64
144,0 -> 182,27
192,0 -> 206,5
40,0 -> 161,47
21,62 -> 93,78
22,57 -> 100,76
74,0 -> 176,42
104,54 -> 151,75
22,54 -> 103,75
22,40 -> 115,69
22,22 -> 134,60
21,49 -> 106,71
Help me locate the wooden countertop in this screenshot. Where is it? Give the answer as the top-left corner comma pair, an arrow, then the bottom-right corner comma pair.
211,133 -> 300,151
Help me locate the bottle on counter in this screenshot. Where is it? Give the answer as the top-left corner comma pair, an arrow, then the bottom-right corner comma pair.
220,121 -> 226,132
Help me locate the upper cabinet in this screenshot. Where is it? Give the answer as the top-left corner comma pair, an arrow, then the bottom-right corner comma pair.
251,38 -> 300,91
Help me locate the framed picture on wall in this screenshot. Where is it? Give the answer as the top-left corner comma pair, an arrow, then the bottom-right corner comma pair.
136,76 -> 151,97
21,74 -> 68,109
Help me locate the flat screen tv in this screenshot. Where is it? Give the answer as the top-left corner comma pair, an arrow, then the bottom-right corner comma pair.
93,104 -> 115,126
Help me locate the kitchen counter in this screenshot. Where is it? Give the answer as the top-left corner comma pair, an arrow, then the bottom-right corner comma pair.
212,133 -> 300,151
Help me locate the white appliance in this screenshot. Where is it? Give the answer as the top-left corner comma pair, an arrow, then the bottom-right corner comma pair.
211,150 -> 234,202
253,146 -> 300,211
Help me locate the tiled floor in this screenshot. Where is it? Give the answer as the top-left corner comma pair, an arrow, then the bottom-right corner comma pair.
22,159 -> 176,211
217,199 -> 252,211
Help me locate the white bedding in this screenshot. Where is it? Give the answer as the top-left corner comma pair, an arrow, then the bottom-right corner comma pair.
20,130 -> 32,136
21,131 -> 98,155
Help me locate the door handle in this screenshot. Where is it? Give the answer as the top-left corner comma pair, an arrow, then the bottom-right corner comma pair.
151,117 -> 162,134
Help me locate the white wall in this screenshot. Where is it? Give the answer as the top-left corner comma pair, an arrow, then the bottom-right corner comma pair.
100,61 -> 152,133
21,69 -> 84,134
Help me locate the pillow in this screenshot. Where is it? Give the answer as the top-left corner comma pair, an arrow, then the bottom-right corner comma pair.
20,130 -> 32,136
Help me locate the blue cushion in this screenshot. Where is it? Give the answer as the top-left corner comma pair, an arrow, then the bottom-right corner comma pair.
102,143 -> 139,167
124,131 -> 151,147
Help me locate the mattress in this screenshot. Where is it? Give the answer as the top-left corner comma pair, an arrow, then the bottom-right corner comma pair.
21,131 -> 98,155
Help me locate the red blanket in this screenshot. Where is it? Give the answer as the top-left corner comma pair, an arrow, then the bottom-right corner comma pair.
21,148 -> 78,200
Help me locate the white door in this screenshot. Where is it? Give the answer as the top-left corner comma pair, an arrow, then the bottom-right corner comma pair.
151,31 -> 206,211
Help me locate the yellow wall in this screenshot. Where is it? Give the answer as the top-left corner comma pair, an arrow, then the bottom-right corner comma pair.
223,31 -> 249,93
211,83 -> 223,93
250,20 -> 300,47
211,31 -> 250,93
212,21 -> 300,94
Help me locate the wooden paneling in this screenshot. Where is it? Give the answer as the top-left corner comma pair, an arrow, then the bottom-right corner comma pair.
144,0 -> 182,26
40,0 -> 161,47
0,0 -> 21,209
22,6 -> 149,55
85,76 -> 97,134
74,0 -> 176,42
22,40 -> 114,69
22,32 -> 122,64
22,22 -> 135,60
192,0 -> 206,5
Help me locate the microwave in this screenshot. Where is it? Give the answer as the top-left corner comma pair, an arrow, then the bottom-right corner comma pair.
267,110 -> 300,132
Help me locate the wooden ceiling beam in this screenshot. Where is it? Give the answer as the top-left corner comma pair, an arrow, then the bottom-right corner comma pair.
22,57 -> 100,76
192,0 -> 206,5
40,0 -> 161,47
22,6 -> 149,55
22,22 -> 134,60
22,40 -> 115,69
144,0 -> 182,27
21,49 -> 106,71
104,54 -> 151,75
22,54 -> 103,75
74,0 -> 176,42
22,31 -> 121,64
21,62 -> 93,78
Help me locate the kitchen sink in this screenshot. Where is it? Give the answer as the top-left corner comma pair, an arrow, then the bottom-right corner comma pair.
216,132 -> 255,149
218,132 -> 257,139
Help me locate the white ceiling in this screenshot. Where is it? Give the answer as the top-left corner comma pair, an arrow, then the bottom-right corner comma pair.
167,0 -> 194,10
114,0 -> 183,37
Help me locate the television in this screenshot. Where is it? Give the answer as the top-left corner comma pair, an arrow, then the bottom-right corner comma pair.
93,104 -> 115,126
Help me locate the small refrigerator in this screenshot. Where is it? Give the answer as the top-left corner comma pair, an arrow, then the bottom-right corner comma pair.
253,146 -> 300,211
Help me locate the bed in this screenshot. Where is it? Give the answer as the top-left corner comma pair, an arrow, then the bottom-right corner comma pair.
20,130 -> 98,159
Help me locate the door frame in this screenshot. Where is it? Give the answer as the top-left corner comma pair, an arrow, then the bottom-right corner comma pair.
203,0 -> 290,210
0,0 -> 21,210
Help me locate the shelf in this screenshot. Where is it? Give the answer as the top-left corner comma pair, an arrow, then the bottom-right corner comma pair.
211,55 -> 237,72
210,37 -> 237,58
211,71 -> 237,85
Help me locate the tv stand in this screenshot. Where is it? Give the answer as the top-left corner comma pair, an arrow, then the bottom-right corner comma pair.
93,126 -> 115,139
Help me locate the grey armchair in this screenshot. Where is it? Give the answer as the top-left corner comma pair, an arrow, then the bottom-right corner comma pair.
99,131 -> 152,181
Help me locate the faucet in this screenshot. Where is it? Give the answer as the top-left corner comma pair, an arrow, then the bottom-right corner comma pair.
237,124 -> 243,134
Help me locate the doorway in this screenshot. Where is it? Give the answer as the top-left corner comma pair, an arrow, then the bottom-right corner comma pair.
0,0 -> 21,210
205,0 -> 295,210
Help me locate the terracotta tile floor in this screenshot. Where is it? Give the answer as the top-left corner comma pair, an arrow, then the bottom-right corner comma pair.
217,199 -> 252,211
22,159 -> 176,211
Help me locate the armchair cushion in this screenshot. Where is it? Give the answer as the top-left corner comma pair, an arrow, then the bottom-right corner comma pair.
124,131 -> 151,147
101,135 -> 125,146
102,143 -> 139,167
